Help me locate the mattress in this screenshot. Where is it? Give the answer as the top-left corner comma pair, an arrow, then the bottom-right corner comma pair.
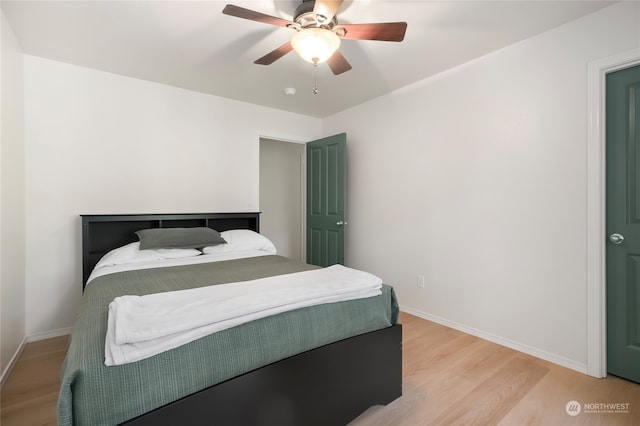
58,255 -> 399,426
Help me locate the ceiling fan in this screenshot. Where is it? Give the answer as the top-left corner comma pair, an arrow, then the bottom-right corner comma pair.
222,0 -> 407,75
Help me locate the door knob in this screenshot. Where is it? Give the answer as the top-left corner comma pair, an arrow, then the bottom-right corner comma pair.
336,221 -> 347,226
609,233 -> 625,245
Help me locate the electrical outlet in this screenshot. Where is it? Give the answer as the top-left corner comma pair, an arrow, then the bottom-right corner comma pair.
417,275 -> 425,288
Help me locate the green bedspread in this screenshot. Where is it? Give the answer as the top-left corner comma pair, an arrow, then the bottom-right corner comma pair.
58,255 -> 399,426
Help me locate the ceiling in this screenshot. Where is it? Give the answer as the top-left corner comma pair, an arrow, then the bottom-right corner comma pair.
2,0 -> 616,118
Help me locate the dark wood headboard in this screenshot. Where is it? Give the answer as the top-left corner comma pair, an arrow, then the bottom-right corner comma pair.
81,212 -> 260,289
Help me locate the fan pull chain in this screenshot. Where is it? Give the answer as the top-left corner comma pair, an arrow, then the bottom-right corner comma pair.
313,63 -> 319,95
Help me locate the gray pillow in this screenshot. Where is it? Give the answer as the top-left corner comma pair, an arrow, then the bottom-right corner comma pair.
136,227 -> 227,250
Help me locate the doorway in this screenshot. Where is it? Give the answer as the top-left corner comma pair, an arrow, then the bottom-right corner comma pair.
259,138 -> 306,262
586,48 -> 640,379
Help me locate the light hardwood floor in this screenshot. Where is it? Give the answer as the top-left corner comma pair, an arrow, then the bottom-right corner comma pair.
1,334 -> 68,426
2,312 -> 639,425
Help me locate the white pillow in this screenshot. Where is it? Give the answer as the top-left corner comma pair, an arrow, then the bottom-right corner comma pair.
94,242 -> 201,269
202,230 -> 277,255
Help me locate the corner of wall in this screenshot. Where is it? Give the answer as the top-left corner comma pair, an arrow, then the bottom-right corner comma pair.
0,9 -> 27,381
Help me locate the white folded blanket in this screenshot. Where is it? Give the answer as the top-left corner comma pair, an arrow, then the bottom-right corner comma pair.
105,264 -> 382,366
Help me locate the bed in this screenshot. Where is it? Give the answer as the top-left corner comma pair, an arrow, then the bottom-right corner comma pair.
59,212 -> 402,425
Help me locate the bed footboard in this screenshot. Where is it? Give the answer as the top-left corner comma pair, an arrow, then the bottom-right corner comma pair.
122,324 -> 402,426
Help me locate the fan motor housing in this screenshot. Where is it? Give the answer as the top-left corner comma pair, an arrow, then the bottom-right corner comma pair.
294,0 -> 315,18
294,0 -> 337,29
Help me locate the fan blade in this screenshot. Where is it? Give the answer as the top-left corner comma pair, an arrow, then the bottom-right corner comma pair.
254,42 -> 293,65
337,22 -> 407,42
313,0 -> 343,24
222,4 -> 293,28
326,50 -> 352,75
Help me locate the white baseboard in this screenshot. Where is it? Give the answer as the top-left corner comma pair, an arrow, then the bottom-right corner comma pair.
0,336 -> 27,390
27,327 -> 72,343
400,305 -> 587,375
1,327 -> 72,389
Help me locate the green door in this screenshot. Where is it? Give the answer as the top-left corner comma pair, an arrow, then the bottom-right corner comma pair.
606,64 -> 640,383
306,133 -> 346,267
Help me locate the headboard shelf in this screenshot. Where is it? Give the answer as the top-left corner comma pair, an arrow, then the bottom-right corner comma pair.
81,212 -> 260,289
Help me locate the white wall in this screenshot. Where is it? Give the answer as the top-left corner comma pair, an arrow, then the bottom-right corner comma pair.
23,57 -> 322,334
1,10 -> 26,381
323,1 -> 640,371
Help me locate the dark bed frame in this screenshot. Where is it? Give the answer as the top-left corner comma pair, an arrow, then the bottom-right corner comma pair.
80,212 -> 402,426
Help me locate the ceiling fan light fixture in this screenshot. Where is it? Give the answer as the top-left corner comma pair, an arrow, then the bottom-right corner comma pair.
291,28 -> 340,64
